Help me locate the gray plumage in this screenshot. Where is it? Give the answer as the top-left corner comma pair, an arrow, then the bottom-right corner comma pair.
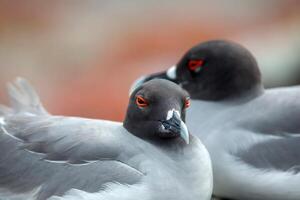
187,86 -> 300,200
0,78 -> 213,200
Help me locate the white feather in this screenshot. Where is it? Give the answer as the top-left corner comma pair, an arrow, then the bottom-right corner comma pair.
166,109 -> 180,120
49,183 -> 151,200
0,117 -> 5,125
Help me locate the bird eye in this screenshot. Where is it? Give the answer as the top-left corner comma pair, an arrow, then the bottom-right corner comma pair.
188,59 -> 204,72
136,96 -> 149,107
184,97 -> 191,108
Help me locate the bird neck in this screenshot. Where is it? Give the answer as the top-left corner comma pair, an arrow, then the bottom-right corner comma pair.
223,83 -> 265,103
190,80 -> 264,102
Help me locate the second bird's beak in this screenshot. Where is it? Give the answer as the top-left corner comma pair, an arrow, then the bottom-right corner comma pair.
161,109 -> 189,144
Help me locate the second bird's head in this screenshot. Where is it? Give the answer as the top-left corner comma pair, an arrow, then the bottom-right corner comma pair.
124,79 -> 190,144
130,40 -> 262,101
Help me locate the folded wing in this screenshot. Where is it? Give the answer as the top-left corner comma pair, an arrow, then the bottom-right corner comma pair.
236,86 -> 300,173
0,78 -> 143,200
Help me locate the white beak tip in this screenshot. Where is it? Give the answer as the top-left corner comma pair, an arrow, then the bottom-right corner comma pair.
180,121 -> 189,144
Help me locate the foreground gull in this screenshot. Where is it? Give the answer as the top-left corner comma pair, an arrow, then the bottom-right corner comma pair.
131,40 -> 300,200
0,78 -> 213,200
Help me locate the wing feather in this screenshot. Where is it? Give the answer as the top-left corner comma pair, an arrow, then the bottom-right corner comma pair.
0,78 -> 143,200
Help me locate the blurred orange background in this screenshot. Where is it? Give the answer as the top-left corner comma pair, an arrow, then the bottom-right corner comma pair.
0,1 -> 299,121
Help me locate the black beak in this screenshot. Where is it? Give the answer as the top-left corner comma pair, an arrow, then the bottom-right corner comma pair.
160,110 -> 189,144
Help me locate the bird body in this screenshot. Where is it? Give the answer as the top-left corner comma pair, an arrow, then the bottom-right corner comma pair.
133,40 -> 300,200
188,85 -> 300,200
0,78 -> 213,200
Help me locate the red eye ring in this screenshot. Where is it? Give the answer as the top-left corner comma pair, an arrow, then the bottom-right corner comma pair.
184,97 -> 191,108
136,96 -> 149,107
188,59 -> 204,71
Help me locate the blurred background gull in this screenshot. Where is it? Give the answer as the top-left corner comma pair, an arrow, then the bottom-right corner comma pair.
0,0 -> 299,121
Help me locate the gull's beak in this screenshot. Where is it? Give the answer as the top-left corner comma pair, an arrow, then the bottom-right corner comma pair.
129,66 -> 178,96
179,119 -> 189,144
161,109 -> 189,144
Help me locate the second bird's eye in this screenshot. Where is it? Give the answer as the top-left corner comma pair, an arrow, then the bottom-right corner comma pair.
188,59 -> 204,72
136,96 -> 149,107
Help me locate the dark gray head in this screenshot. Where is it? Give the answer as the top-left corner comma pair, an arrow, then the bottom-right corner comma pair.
130,40 -> 263,101
124,79 -> 190,144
